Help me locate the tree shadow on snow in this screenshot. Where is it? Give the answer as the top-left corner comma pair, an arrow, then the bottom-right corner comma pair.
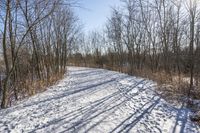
29,75 -> 148,132
11,68 -> 199,133
172,103 -> 200,133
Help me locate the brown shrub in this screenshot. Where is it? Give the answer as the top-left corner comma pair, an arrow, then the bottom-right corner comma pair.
15,73 -> 64,101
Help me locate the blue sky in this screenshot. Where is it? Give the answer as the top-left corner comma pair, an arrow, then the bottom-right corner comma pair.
75,0 -> 121,32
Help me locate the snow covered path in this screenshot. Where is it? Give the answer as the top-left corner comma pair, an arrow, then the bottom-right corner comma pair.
0,67 -> 200,133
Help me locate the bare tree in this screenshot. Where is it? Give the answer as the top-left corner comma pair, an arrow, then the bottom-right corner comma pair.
0,0 -> 80,108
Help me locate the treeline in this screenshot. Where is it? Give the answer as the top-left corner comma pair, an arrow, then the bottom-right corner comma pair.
0,0 -> 80,108
70,0 -> 200,100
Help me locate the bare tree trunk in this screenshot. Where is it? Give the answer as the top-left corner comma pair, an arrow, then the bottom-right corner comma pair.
1,0 -> 11,108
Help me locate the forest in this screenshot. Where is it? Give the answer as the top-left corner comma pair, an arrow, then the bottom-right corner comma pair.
0,0 -> 81,108
0,0 -> 200,131
71,0 -> 200,105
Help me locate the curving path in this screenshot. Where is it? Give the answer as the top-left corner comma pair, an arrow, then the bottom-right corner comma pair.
0,67 -> 199,133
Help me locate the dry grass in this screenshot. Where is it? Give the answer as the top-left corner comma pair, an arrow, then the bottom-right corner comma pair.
102,64 -> 200,100
15,73 -> 64,100
126,68 -> 200,103
69,64 -> 200,102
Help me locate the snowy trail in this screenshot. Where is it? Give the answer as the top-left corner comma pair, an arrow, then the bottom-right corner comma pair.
0,67 -> 200,133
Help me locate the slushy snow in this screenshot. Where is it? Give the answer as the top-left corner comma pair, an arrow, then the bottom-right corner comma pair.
0,67 -> 199,133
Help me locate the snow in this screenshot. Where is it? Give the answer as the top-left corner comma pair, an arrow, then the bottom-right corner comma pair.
0,66 -> 199,133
